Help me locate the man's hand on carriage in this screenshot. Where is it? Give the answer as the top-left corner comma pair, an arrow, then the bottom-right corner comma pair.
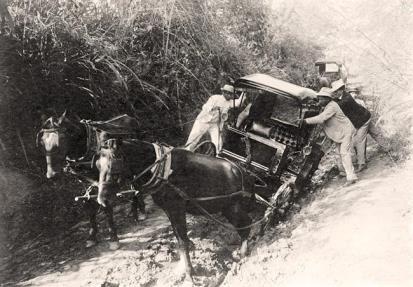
295,118 -> 307,128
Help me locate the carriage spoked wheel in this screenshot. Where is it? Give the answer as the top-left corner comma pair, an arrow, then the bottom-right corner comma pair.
192,140 -> 217,157
261,182 -> 295,232
295,145 -> 324,194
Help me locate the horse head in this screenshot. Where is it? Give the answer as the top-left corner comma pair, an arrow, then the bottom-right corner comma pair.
95,138 -> 124,206
37,111 -> 69,178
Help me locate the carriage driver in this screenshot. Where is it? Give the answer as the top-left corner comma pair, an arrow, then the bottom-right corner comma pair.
301,87 -> 358,186
185,84 -> 244,153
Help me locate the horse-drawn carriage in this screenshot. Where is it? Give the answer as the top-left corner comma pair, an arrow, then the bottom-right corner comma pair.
37,74 -> 326,283
220,74 -> 325,198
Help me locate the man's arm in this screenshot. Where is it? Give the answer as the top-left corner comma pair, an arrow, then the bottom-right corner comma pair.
233,92 -> 246,108
305,103 -> 336,125
236,102 -> 252,128
201,95 -> 219,113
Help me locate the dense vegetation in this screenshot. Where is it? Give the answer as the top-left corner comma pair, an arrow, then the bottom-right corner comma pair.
1,0 -> 323,147
0,0 -> 323,264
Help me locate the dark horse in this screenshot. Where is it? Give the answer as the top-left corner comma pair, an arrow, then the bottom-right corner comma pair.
96,138 -> 256,283
37,111 -> 146,250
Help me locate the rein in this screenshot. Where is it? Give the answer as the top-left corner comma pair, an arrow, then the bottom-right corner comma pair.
129,143 -> 174,186
164,181 -> 275,231
129,139 -> 214,186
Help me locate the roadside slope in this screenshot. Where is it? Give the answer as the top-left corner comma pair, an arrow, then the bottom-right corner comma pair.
223,154 -> 413,287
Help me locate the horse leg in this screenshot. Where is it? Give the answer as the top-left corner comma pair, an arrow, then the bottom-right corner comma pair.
222,202 -> 252,258
130,194 -> 146,222
84,200 -> 99,247
130,196 -> 138,222
103,200 -> 120,250
162,203 -> 193,283
136,194 -> 147,221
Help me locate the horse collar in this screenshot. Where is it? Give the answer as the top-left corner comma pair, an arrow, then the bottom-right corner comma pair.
137,143 -> 173,190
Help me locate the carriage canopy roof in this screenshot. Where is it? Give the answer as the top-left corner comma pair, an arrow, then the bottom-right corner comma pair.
234,73 -> 317,102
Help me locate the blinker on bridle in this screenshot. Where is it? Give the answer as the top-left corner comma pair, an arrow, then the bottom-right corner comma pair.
36,117 -> 67,155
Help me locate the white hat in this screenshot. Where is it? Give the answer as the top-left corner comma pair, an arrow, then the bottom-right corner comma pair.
317,87 -> 333,98
221,84 -> 234,93
330,79 -> 345,92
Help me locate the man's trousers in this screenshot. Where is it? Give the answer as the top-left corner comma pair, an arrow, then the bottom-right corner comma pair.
353,118 -> 371,165
335,135 -> 358,181
185,120 -> 222,152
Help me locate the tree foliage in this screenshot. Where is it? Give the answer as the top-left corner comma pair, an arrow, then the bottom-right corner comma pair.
0,0 -> 324,160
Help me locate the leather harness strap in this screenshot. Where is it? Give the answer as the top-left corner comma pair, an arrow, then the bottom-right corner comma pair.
164,181 -> 275,231
141,143 -> 172,189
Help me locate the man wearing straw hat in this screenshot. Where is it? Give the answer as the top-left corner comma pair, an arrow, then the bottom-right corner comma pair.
185,84 -> 243,153
302,87 -> 358,186
331,79 -> 371,173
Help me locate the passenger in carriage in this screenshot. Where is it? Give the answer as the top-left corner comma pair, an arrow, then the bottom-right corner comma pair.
236,93 -> 277,129
301,87 -> 358,186
185,84 -> 244,153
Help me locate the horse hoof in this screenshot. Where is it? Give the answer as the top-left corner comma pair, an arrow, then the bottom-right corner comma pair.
85,240 -> 97,248
108,241 -> 120,250
240,240 -> 248,258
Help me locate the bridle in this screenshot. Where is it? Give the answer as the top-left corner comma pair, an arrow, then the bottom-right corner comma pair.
97,139 -> 171,193
36,118 -> 67,156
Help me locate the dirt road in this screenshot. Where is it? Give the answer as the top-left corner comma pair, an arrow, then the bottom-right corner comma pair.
223,153 -> 413,287
2,151 -> 412,287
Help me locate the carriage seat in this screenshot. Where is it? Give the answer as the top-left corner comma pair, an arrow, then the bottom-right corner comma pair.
247,120 -> 272,138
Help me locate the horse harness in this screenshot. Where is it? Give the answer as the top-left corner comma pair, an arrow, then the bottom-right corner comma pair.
141,143 -> 173,190
81,137 -> 277,231
111,142 -> 277,231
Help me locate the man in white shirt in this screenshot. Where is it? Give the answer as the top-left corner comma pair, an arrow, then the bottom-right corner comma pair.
303,87 -> 357,185
185,84 -> 243,153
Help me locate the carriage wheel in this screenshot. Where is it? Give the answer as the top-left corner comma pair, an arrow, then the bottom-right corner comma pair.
192,140 -> 216,157
261,182 -> 294,232
295,145 -> 324,193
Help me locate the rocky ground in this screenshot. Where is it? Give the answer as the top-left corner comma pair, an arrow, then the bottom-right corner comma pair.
1,145 -> 412,287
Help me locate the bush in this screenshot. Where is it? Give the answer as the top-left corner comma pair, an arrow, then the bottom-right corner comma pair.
2,0 -> 323,141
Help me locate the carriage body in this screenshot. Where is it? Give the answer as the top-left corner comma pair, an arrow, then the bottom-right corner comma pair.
220,74 -> 325,196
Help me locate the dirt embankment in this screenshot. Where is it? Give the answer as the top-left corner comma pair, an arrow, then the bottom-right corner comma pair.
1,147 -> 412,287
222,152 -> 413,287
